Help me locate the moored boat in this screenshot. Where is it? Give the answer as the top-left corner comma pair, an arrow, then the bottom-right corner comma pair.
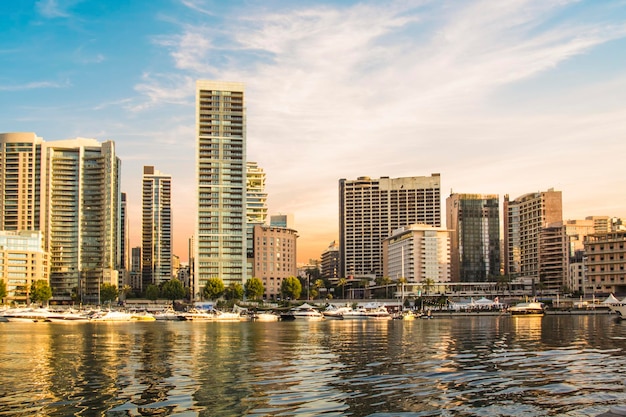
323,305 -> 352,320
90,310 -> 133,322
607,302 -> 626,318
509,302 -> 545,316
290,304 -> 324,320
253,312 -> 280,321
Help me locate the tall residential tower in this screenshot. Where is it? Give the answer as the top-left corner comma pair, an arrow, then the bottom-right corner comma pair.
142,166 -> 172,289
195,80 -> 247,297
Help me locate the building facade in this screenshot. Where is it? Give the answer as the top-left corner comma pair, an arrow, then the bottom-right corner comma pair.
339,174 -> 441,280
0,133 -> 44,232
41,138 -> 121,303
321,240 -> 340,280
382,224 -> 451,284
584,231 -> 626,297
142,166 -> 172,289
446,193 -> 500,282
539,224 -> 569,294
252,224 -> 298,300
195,80 -> 247,297
0,231 -> 49,304
503,188 -> 562,284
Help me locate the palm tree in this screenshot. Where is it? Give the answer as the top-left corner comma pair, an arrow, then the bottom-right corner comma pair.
422,278 -> 435,296
336,278 -> 348,299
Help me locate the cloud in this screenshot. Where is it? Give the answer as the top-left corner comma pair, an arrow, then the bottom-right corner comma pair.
142,0 -> 626,259
0,80 -> 69,91
130,73 -> 195,111
35,0 -> 79,18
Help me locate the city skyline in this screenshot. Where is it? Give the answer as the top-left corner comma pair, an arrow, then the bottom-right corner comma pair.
2,1 -> 625,263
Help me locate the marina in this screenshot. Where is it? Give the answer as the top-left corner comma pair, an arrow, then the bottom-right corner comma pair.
0,314 -> 624,416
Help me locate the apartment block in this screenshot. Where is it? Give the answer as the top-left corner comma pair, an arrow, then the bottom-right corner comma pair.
252,224 -> 298,300
503,188 -> 562,284
0,132 -> 43,231
584,232 -> 626,296
321,240 -> 340,280
339,174 -> 441,280
0,231 -> 49,304
142,166 -> 172,288
195,80 -> 247,296
446,193 -> 500,282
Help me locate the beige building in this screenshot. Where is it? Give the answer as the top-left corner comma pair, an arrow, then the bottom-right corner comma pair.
0,231 -> 50,304
252,224 -> 298,300
504,188 -> 562,283
0,132 -> 44,231
382,224 -> 450,284
584,231 -> 626,297
339,174 -> 441,280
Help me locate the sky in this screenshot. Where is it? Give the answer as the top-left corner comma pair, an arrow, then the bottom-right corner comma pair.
1,0 -> 626,264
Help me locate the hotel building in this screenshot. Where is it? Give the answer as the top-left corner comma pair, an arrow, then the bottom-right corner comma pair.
339,174 -> 441,280
382,224 -> 451,284
195,80 -> 247,297
252,224 -> 298,300
142,166 -> 172,288
446,193 -> 500,282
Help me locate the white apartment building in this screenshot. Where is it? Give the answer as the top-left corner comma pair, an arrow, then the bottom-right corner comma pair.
0,231 -> 49,304
382,224 -> 451,284
142,166 -> 172,288
195,80 -> 247,297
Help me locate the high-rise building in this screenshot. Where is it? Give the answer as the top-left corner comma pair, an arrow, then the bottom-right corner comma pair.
1,133 -> 121,303
252,224 -> 298,300
195,80 -> 247,297
0,132 -> 43,231
142,166 -> 172,288
503,188 -> 562,284
119,192 -> 129,288
339,174 -> 441,280
321,240 -> 340,280
130,246 -> 142,291
246,161 -> 267,277
382,224 -> 451,283
446,193 -> 500,282
42,138 -> 121,303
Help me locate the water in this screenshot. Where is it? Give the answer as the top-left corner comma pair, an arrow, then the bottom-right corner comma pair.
0,315 -> 625,416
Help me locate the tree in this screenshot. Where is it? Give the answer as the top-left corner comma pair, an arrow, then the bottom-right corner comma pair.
245,277 -> 264,301
336,278 -> 348,299
30,280 -> 52,306
224,282 -> 244,301
0,280 -> 7,304
422,278 -> 435,296
281,276 -> 301,300
203,277 -> 225,300
100,283 -> 119,304
161,279 -> 186,302
145,284 -> 160,301
314,279 -> 325,299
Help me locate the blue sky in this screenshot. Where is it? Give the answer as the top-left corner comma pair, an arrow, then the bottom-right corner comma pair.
2,0 -> 626,263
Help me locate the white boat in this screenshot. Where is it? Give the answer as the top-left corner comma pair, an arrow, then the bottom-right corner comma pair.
323,305 -> 352,320
213,310 -> 248,322
153,308 -> 185,321
607,303 -> 626,318
46,309 -> 92,323
180,308 -> 215,321
253,312 -> 280,322
290,304 -> 324,320
343,304 -> 392,320
2,307 -> 53,322
509,302 -> 545,316
90,310 -> 133,321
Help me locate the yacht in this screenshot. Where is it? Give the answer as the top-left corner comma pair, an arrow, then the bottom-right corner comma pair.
290,304 -> 324,320
607,302 -> 626,318
323,305 -> 353,320
509,302 -> 545,316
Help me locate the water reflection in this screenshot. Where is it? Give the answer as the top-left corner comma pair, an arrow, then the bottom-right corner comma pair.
0,316 -> 624,416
